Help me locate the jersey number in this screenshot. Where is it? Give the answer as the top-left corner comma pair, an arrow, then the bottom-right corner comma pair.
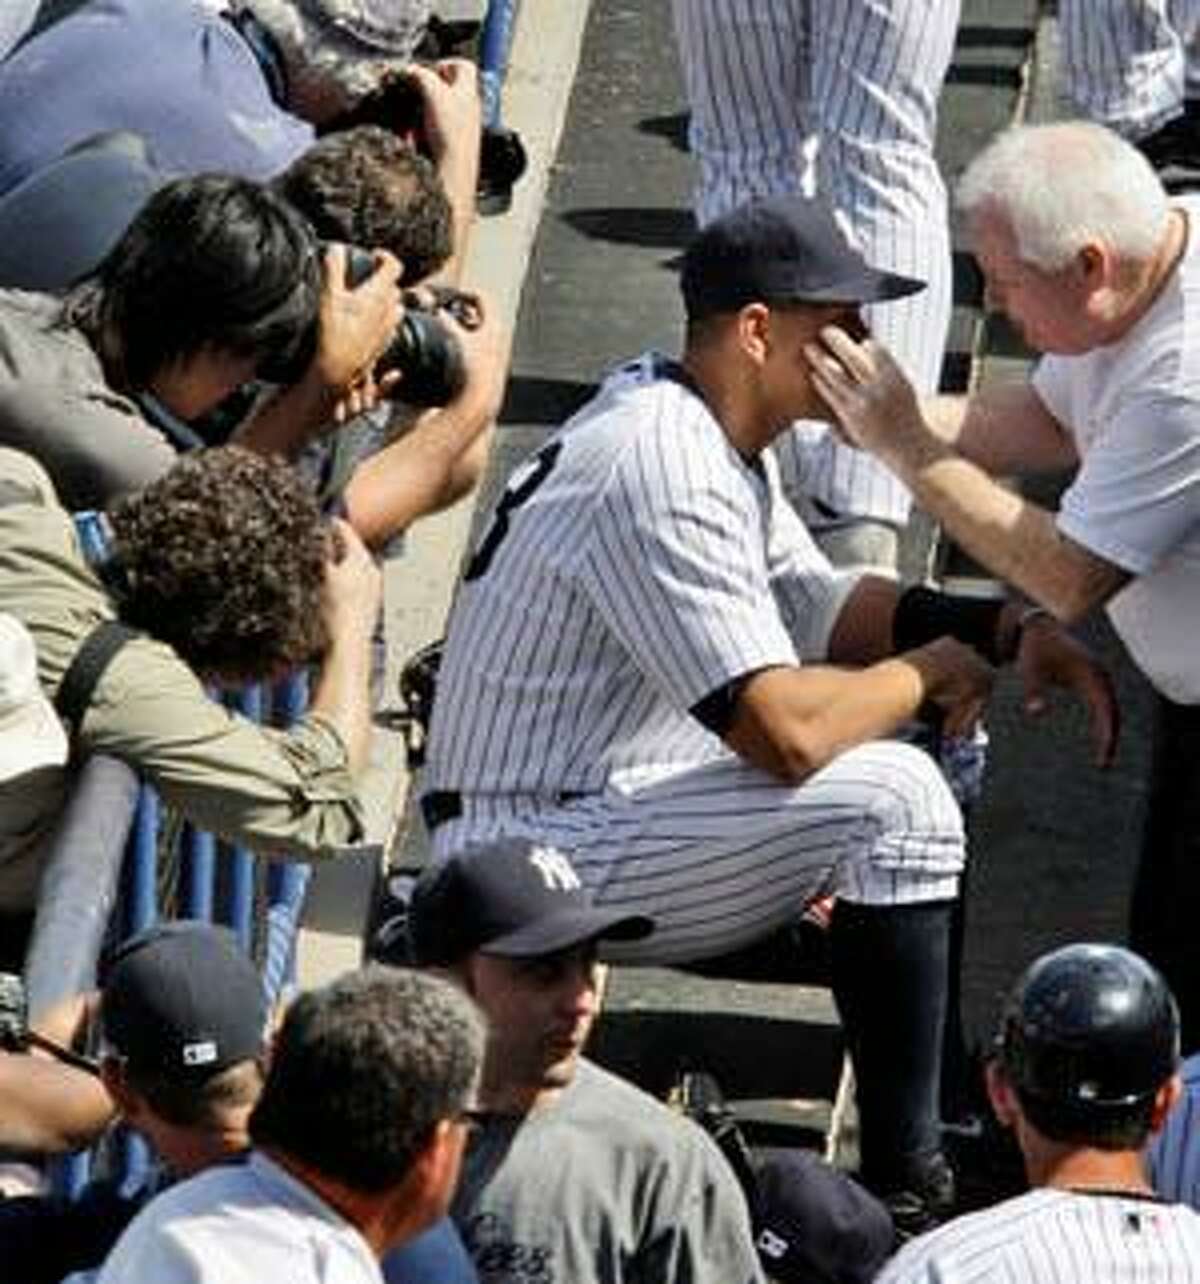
463,441 -> 563,582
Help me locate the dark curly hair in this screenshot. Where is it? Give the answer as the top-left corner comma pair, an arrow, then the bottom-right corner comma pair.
273,126 -> 453,286
63,173 -> 320,391
106,448 -> 329,680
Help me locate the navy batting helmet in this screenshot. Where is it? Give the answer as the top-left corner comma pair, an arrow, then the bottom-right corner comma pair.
997,943 -> 1179,1111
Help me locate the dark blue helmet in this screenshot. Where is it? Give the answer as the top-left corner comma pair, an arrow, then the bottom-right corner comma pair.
998,943 -> 1179,1111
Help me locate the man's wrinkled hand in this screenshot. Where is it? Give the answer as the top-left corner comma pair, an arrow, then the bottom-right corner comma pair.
805,326 -> 925,458
1015,613 -> 1119,768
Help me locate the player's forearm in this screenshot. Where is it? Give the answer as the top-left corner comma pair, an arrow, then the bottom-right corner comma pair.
727,662 -> 930,783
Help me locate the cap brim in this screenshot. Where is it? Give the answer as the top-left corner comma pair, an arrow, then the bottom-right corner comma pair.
481,908 -> 655,958
792,267 -> 926,306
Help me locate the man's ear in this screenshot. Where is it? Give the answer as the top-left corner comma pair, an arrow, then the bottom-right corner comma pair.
1149,1072 -> 1184,1135
985,1057 -> 1019,1129
100,1056 -> 142,1122
735,302 -> 772,365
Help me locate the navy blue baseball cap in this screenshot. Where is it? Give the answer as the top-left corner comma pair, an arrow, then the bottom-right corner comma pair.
680,194 -> 925,318
409,837 -> 654,966
101,921 -> 267,1079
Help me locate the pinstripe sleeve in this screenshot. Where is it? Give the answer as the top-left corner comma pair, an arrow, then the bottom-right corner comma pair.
579,399 -> 797,712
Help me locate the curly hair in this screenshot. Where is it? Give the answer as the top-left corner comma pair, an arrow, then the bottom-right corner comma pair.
274,125 -> 453,286
106,448 -> 329,680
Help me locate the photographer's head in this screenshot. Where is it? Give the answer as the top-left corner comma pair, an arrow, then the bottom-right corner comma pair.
274,125 -> 452,286
243,0 -> 433,124
106,447 -> 329,683
63,173 -> 320,406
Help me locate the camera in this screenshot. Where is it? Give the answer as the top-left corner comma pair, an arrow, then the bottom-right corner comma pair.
344,246 -> 472,407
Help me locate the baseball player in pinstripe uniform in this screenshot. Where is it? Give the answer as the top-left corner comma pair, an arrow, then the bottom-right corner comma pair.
1060,0 -> 1200,191
880,944 -> 1200,1283
421,195 -> 1115,1232
671,0 -> 961,565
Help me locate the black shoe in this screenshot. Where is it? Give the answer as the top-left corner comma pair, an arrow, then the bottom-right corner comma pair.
873,1152 -> 956,1243
366,870 -> 419,964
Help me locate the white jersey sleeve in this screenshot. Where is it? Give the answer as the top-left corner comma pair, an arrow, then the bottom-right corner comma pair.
578,382 -> 798,712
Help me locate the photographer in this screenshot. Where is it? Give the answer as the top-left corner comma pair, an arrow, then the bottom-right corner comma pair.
0,172 -> 401,510
0,444 -> 380,915
275,126 -> 510,547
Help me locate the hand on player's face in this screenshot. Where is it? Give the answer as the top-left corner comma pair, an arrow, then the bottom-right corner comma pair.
804,324 -> 923,458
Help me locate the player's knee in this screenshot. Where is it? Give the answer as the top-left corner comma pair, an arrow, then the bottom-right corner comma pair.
858,741 -> 965,876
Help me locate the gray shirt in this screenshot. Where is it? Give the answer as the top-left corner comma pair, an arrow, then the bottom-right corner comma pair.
444,1059 -> 763,1284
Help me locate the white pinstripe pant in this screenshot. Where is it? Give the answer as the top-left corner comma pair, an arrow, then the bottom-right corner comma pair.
429,740 -> 964,964
1060,0 -> 1200,140
672,0 -> 960,529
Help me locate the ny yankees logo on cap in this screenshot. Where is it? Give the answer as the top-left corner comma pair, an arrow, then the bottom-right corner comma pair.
408,836 -> 654,966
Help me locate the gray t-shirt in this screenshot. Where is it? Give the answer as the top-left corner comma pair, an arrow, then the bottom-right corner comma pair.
0,289 -> 175,509
443,1059 -> 763,1284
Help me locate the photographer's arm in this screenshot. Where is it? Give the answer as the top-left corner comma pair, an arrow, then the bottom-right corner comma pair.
306,520 -> 382,776
343,290 -> 510,546
234,246 -> 403,457
407,59 -> 482,284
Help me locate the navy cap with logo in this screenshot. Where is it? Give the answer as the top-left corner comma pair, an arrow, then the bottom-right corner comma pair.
408,837 -> 655,967
101,921 -> 267,1079
680,194 -> 925,319
752,1149 -> 895,1284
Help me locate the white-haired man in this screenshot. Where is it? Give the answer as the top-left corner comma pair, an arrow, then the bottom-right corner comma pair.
809,120 -> 1200,1046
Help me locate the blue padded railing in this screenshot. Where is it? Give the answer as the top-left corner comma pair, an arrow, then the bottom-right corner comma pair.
38,672 -> 312,1197
478,0 -> 520,128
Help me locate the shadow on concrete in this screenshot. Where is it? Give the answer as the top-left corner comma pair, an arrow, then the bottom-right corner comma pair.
499,373 -> 597,426
561,205 -> 695,249
638,111 -> 690,152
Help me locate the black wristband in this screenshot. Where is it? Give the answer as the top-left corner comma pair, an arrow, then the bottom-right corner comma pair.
893,585 -> 1007,665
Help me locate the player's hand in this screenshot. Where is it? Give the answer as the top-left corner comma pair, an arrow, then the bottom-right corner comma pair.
1015,612 -> 1119,768
805,326 -> 927,463
407,58 -> 482,170
321,518 -> 382,643
911,636 -> 994,739
314,244 -> 403,419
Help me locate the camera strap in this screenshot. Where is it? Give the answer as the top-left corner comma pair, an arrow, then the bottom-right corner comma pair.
53,513 -> 143,743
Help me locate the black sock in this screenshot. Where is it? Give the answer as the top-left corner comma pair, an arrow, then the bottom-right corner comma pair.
830,898 -> 954,1190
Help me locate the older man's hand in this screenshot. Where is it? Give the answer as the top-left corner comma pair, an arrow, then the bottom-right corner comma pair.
1015,612 -> 1120,769
805,325 -> 930,465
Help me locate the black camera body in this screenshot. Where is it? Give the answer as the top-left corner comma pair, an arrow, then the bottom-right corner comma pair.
344,246 -> 469,407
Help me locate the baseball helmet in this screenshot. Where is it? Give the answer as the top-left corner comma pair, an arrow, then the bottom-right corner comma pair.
997,943 -> 1179,1110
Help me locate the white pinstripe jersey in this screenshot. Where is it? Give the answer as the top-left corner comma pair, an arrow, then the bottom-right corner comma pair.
877,1187 -> 1200,1283
424,353 -> 859,797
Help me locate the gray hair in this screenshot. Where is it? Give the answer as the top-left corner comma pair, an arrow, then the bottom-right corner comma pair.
956,121 -> 1169,270
245,0 -> 430,111
249,966 -> 485,1193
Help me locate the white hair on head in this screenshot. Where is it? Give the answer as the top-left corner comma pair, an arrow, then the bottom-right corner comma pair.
956,121 -> 1169,270
245,0 -> 407,110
